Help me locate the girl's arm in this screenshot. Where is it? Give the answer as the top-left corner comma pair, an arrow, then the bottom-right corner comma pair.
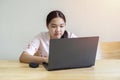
19,51 -> 48,64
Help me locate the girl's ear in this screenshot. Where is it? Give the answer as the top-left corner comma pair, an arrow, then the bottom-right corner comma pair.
61,30 -> 68,38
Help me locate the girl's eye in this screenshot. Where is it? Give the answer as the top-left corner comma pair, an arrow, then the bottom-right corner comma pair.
60,26 -> 64,28
51,26 -> 56,28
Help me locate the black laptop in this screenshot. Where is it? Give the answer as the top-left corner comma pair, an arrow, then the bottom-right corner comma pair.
43,36 -> 99,71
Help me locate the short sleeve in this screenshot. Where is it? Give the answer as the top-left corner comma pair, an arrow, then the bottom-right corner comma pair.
24,38 -> 40,55
68,32 -> 78,38
71,33 -> 78,38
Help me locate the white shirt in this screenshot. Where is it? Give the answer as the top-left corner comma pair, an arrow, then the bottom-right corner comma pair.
25,31 -> 77,56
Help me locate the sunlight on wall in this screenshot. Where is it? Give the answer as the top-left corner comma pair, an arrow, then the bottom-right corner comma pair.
67,0 -> 120,42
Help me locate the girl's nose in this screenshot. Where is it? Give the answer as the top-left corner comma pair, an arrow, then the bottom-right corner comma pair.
56,27 -> 60,32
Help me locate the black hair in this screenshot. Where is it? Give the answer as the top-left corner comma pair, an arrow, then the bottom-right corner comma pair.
46,10 -> 66,26
46,10 -> 68,38
61,30 -> 68,38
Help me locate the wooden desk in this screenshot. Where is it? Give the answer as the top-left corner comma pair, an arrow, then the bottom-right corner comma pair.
100,42 -> 120,59
0,60 -> 120,80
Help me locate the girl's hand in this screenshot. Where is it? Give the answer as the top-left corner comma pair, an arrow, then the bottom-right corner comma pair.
42,56 -> 48,63
40,54 -> 48,63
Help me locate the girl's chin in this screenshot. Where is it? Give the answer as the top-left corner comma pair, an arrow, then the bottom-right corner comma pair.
54,37 -> 61,39
54,36 -> 61,39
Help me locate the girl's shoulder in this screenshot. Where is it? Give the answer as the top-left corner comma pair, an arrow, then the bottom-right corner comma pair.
67,31 -> 78,38
34,32 -> 50,40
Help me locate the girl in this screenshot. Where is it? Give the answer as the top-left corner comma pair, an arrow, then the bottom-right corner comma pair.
19,10 -> 77,64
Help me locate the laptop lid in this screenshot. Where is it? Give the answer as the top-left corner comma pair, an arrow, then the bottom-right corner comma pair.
43,36 -> 99,71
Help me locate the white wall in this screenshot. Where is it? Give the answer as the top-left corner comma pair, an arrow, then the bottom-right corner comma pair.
0,0 -> 120,60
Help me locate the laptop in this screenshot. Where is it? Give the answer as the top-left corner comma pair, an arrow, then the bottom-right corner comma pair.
42,36 -> 99,71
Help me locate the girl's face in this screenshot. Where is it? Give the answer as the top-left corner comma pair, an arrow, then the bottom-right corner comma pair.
47,17 -> 66,39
